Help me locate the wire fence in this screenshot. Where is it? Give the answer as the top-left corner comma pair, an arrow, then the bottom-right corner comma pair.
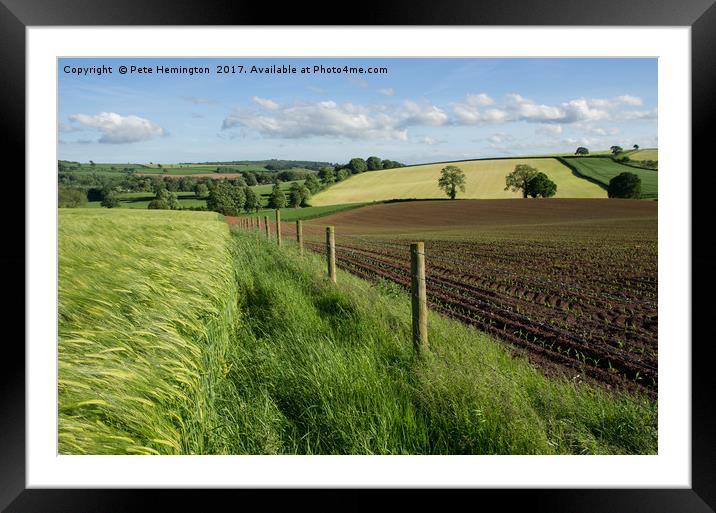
233,214 -> 658,392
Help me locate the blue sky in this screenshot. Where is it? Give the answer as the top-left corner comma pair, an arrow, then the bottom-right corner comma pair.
58,58 -> 657,165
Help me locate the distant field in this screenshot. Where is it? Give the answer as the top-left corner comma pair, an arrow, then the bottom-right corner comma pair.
561,157 -> 658,199
138,166 -> 315,176
86,191 -> 206,209
226,202 -> 370,224
309,158 -> 606,206
629,149 -> 658,161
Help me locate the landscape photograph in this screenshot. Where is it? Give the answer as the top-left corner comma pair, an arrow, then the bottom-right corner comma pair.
57,57 -> 658,455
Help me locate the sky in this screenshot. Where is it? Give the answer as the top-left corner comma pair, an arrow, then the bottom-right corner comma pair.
58,58 -> 657,165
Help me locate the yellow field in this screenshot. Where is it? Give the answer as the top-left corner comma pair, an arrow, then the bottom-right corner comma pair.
630,149 -> 658,161
310,158 -> 607,206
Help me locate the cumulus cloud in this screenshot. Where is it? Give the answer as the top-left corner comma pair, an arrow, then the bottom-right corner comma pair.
619,108 -> 658,121
400,100 -> 449,127
252,96 -> 280,111
616,95 -> 644,106
222,97 -> 452,141
419,136 -> 444,146
378,88 -> 395,96
68,112 -> 166,144
222,99 -> 409,141
453,93 -> 651,126
535,124 -> 563,136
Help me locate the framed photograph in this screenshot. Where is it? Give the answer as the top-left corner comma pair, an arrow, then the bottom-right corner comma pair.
4,0 -> 715,511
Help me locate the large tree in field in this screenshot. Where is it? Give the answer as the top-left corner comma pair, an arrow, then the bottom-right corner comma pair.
608,172 -> 642,199
437,165 -> 466,200
575,146 -> 589,155
610,145 -> 624,155
526,172 -> 557,198
505,164 -> 539,198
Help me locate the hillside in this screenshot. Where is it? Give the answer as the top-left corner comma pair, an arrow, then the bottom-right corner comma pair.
57,208 -> 655,454
309,158 -> 606,206
561,157 -> 658,199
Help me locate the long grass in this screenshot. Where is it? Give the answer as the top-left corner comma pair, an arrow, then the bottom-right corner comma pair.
213,229 -> 656,454
58,209 -> 237,454
58,209 -> 657,454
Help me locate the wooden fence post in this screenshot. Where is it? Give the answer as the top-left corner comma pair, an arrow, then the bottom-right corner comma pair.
326,226 -> 336,283
411,242 -> 428,353
296,220 -> 303,255
275,209 -> 282,246
264,215 -> 270,239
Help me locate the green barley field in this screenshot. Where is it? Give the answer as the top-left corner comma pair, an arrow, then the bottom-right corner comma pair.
58,209 -> 656,454
561,157 -> 658,199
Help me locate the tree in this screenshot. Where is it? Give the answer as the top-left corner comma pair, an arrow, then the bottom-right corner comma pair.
336,168 -> 350,182
288,182 -> 310,208
207,182 -> 245,215
610,145 -> 624,155
148,189 -> 179,210
304,174 -> 321,194
505,164 -> 539,198
608,172 -> 642,199
366,156 -> 383,171
317,166 -> 335,184
243,172 -> 258,186
243,186 -> 258,213
575,147 -> 589,155
437,165 -> 466,200
526,172 -> 557,198
100,192 -> 120,208
194,183 -> 209,198
633,144 -> 640,150
268,183 -> 287,209
349,157 -> 368,174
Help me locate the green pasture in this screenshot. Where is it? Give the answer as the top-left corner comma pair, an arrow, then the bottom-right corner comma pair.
561,157 -> 658,199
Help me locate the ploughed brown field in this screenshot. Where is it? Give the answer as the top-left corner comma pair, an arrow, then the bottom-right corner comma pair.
276,199 -> 658,396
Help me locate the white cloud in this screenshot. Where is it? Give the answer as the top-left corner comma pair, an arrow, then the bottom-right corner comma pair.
616,95 -> 644,106
222,99 -> 409,141
59,123 -> 82,133
252,96 -> 280,111
536,124 -> 563,136
619,108 -> 658,121
400,100 -> 449,126
378,88 -> 395,96
454,93 -> 651,126
68,112 -> 165,144
465,93 -> 494,106
419,136 -> 444,146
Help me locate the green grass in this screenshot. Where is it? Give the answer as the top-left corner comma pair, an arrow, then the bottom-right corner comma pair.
629,149 -> 658,162
310,158 -> 606,206
58,209 -> 656,454
242,202 -> 370,221
85,191 -> 207,209
561,157 -> 658,199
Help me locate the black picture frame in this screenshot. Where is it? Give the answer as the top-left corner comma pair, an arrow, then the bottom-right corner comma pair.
2,1 -> 714,511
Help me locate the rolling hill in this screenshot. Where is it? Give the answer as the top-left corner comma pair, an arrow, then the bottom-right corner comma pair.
309,158 -> 606,206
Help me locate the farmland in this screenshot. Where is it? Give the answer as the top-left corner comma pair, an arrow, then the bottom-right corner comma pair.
561,157 -> 658,198
309,158 -> 606,206
629,148 -> 658,161
58,208 -> 656,454
282,199 -> 658,396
